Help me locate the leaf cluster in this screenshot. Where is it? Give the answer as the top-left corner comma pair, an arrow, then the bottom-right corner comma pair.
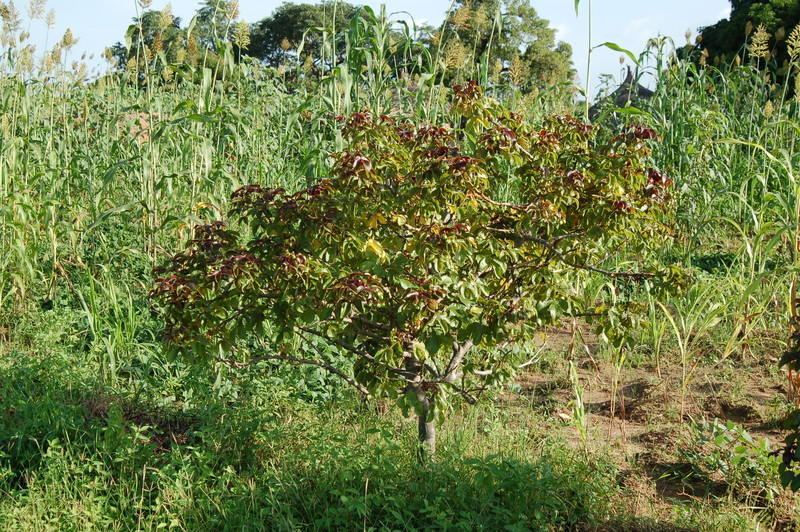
153,82 -> 676,413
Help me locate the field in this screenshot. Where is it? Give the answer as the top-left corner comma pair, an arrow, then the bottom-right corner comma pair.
2,6 -> 800,531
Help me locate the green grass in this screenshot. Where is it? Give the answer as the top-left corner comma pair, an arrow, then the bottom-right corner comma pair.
0,347 -> 626,530
2,5 -> 800,530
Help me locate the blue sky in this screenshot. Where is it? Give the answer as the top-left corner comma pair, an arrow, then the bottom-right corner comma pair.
21,0 -> 731,97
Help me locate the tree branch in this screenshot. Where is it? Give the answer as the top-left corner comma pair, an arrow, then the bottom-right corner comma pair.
345,314 -> 393,332
521,235 -> 655,279
297,326 -> 415,378
475,194 -> 540,211
209,338 -> 371,396
256,353 -> 370,396
442,339 -> 474,383
442,381 -> 478,404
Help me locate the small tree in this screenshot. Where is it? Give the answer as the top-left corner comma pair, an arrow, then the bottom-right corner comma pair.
153,82 -> 676,459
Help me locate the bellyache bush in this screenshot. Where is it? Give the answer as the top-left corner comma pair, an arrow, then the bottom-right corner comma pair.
152,81 -> 681,460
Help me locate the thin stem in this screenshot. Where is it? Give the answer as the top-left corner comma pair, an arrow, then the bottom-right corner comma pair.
584,0 -> 592,121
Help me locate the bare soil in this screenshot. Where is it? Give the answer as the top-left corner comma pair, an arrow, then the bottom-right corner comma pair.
497,323 -> 799,529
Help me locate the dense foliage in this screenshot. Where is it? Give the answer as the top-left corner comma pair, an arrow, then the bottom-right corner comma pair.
3,0 -> 800,528
154,81 -> 676,456
441,0 -> 573,92
698,0 -> 800,67
108,0 -> 572,96
110,0 -> 251,82
248,1 -> 360,69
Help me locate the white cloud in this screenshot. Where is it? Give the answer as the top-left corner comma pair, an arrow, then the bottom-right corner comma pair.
553,23 -> 569,40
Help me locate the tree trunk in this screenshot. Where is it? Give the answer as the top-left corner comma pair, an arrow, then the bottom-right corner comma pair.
414,387 -> 436,461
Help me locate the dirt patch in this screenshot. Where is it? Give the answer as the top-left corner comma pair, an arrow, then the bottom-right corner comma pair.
80,391 -> 195,452
584,519 -> 699,531
117,111 -> 163,144
500,324 -> 798,528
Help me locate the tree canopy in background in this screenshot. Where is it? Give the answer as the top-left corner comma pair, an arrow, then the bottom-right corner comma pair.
109,7 -> 184,73
108,0 -> 572,95
248,1 -> 359,69
440,0 -> 573,92
109,0 -> 252,82
195,0 -> 241,48
698,0 -> 800,66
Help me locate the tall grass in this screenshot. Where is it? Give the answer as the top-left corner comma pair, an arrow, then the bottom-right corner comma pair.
612,33 -> 800,422
0,0 -> 577,327
2,1 -> 800,529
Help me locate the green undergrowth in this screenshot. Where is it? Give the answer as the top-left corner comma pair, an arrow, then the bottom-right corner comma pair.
2,335 -> 793,530
3,3 -> 800,529
0,344 -> 625,531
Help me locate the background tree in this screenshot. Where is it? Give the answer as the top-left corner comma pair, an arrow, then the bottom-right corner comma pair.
195,0 -> 239,49
248,1 -> 358,70
153,83 -> 678,460
439,0 -> 573,92
698,0 -> 800,67
110,1 -> 252,84
110,7 -> 184,76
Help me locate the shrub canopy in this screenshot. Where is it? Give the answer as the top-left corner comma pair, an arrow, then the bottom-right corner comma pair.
153,82 -> 677,455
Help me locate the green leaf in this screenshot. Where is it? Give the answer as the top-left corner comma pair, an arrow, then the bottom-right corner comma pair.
780,469 -> 795,488
593,42 -> 640,66
185,114 -> 217,123
185,14 -> 197,40
608,107 -> 652,117
463,322 -> 484,344
425,333 -> 441,357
